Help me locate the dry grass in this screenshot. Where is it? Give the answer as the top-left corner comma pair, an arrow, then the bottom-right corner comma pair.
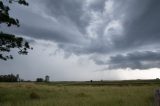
0,82 -> 159,106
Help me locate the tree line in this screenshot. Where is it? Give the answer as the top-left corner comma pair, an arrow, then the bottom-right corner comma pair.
0,74 -> 19,82
0,74 -> 50,82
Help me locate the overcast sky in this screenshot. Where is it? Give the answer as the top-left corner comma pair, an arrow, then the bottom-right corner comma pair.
1,0 -> 160,81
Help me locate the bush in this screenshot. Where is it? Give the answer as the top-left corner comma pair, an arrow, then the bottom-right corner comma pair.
36,78 -> 43,82
30,92 -> 40,99
76,92 -> 89,97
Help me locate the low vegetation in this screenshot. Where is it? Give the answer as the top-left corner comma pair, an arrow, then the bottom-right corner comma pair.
0,81 -> 159,106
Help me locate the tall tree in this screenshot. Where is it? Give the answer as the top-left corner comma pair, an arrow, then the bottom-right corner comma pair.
0,0 -> 32,60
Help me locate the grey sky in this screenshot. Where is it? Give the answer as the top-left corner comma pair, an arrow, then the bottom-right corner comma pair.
1,0 -> 160,81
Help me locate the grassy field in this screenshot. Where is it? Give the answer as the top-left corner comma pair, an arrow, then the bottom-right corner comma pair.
0,80 -> 160,106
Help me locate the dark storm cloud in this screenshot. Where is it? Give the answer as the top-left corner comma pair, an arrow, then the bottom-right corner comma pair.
113,0 -> 160,50
2,0 -> 160,70
44,0 -> 87,32
86,0 -> 106,12
15,24 -> 83,44
108,51 -> 160,69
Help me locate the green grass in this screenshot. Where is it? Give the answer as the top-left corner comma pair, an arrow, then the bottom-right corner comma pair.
0,82 -> 159,106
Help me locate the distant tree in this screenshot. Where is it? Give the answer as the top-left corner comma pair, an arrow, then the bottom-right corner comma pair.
0,0 -> 32,60
0,74 -> 18,82
90,80 -> 93,83
36,78 -> 44,82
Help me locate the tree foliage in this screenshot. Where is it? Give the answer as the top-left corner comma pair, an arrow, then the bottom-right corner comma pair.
36,78 -> 44,82
0,0 -> 31,60
0,74 -> 19,82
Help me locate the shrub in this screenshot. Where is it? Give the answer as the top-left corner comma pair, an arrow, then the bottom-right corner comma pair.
30,92 -> 40,99
76,92 -> 89,97
36,78 -> 44,82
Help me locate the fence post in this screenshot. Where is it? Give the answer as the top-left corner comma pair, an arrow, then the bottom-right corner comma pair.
155,89 -> 160,106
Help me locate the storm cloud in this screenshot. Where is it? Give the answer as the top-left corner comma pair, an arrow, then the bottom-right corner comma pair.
1,0 -> 160,72
108,51 -> 160,69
